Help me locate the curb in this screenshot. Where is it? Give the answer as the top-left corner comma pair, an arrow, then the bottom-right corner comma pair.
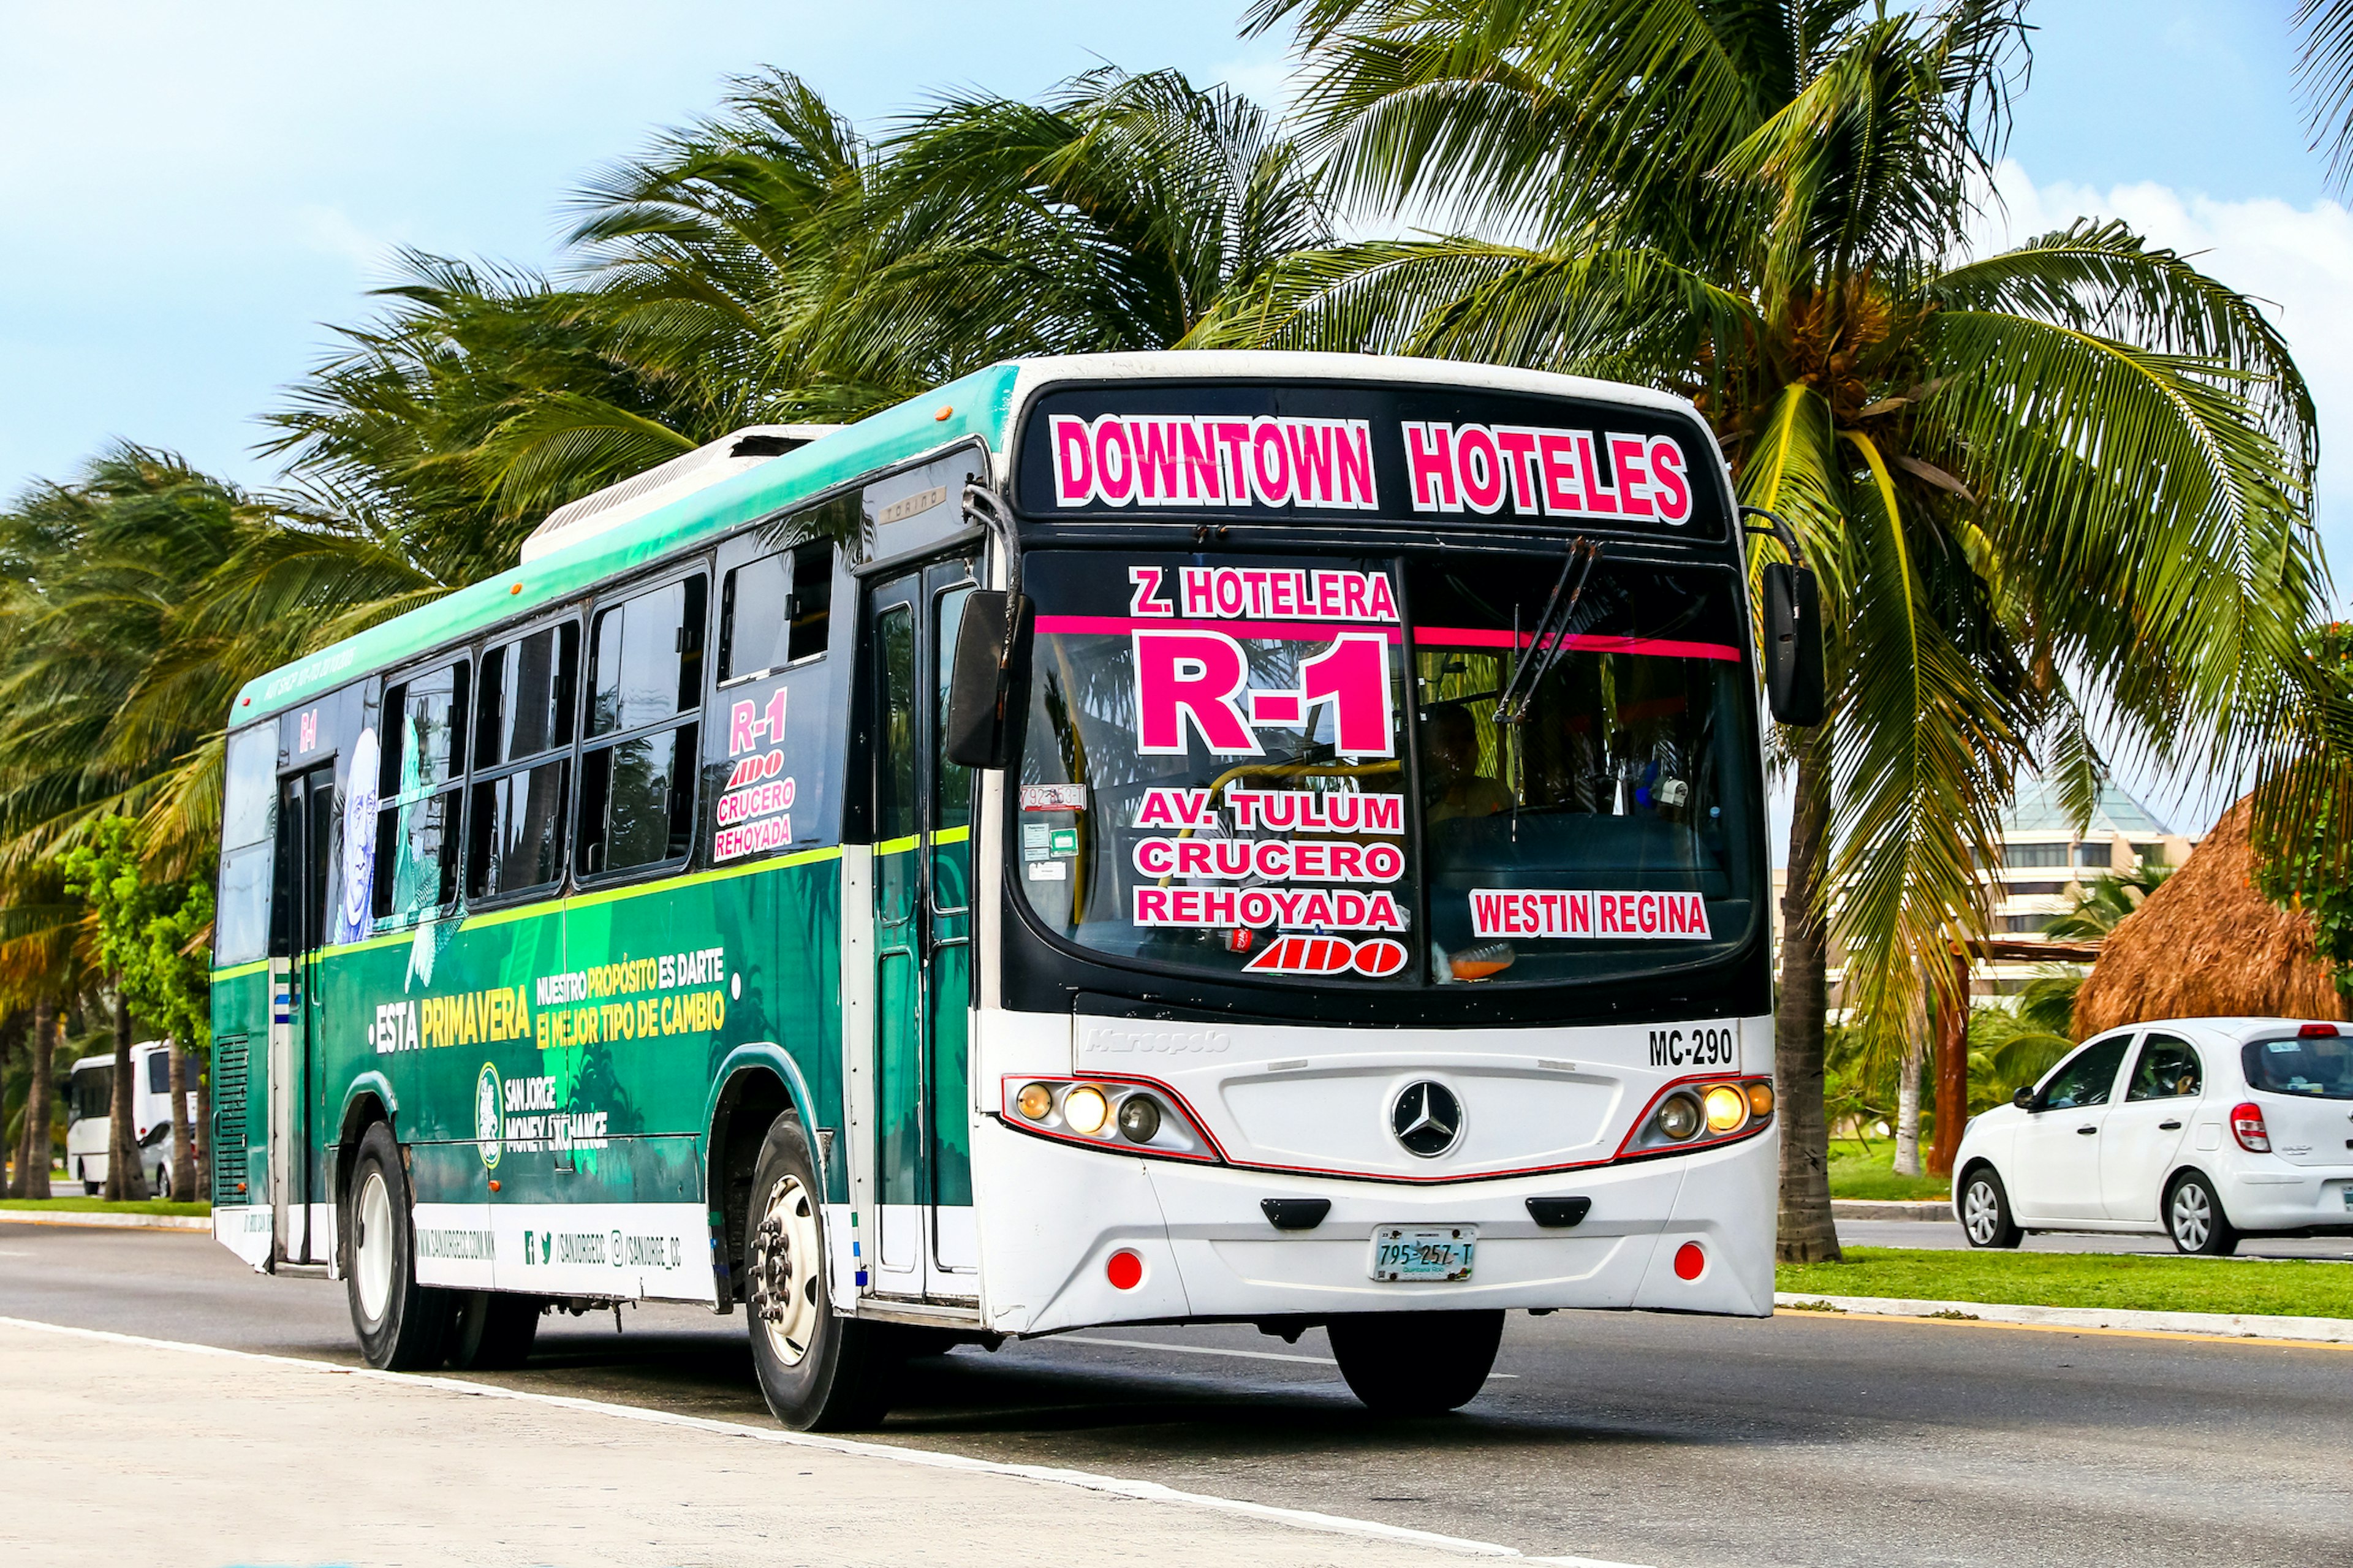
0,1210 -> 210,1232
1775,1290 -> 2353,1344
1831,1199 -> 1954,1222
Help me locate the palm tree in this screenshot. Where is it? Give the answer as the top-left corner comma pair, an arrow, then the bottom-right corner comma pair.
1230,0 -> 2327,1259
2041,863 -> 2170,942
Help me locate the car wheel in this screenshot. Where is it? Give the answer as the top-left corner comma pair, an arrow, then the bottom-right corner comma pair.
743,1113 -> 898,1430
1327,1310 -> 1504,1415
1959,1167 -> 2023,1249
2167,1172 -> 2241,1257
341,1123 -> 451,1369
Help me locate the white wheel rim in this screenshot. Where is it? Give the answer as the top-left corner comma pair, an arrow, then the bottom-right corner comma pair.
749,1172 -> 824,1368
2172,1184 -> 2211,1249
1963,1181 -> 2000,1243
355,1170 -> 395,1324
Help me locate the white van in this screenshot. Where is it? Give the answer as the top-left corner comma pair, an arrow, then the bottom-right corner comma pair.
64,1042 -> 195,1198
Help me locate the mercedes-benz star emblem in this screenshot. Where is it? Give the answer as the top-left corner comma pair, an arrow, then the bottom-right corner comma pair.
1391,1081 -> 1463,1158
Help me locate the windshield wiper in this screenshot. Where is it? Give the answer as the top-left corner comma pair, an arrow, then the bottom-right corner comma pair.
1491,537 -> 1601,725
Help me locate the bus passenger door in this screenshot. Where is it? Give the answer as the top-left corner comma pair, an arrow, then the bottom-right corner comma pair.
862,560 -> 979,1303
273,763 -> 337,1266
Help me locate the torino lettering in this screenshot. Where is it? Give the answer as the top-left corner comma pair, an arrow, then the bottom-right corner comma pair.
1402,422 -> 1692,525
1050,414 -> 1378,510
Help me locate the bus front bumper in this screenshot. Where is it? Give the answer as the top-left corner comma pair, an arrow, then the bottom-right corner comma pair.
971,1115 -> 1778,1336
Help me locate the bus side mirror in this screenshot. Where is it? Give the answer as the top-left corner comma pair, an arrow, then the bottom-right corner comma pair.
1762,561 -> 1825,726
944,590 -> 1028,769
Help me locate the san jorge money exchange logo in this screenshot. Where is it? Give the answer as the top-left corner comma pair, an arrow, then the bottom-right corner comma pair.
476,1062 -> 502,1170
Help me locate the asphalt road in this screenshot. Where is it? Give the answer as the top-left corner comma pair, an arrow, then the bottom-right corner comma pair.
6,1222 -> 2351,1568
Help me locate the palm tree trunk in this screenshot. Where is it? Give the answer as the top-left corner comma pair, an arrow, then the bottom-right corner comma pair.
1892,1040 -> 1925,1177
105,988 -> 149,1202
20,997 -> 56,1199
1776,732 -> 1843,1263
167,1040 -> 195,1200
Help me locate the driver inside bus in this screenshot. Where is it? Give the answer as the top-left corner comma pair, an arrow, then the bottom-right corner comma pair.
1422,703 -> 1514,824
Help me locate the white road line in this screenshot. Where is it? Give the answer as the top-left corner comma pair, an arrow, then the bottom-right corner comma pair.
1,1314 -> 1644,1567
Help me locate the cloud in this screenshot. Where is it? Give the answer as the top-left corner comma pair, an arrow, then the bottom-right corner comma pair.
1968,159 -> 2353,604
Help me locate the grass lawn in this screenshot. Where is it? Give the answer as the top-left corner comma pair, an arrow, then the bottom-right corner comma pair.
1827,1140 -> 1950,1201
1778,1246 -> 2353,1319
0,1197 -> 210,1218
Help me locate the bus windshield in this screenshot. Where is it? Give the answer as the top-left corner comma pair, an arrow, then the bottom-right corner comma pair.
1012,548 -> 1761,990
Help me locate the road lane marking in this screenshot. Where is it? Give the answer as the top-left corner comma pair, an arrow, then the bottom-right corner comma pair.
1779,1308 -> 2353,1352
0,1314 -> 1648,1567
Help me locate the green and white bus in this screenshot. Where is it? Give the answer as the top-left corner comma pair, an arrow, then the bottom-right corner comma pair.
210,352 -> 1820,1426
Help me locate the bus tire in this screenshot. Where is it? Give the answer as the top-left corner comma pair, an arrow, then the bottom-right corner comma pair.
447,1290 -> 543,1371
745,1113 -> 895,1431
343,1123 -> 450,1371
1328,1310 -> 1504,1415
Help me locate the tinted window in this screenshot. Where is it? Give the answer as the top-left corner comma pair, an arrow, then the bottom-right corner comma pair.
578,724 -> 697,874
214,843 -> 271,965
720,539 -> 833,684
222,725 -> 275,849
373,790 -> 460,919
476,624 -> 578,768
2005,843 -> 2066,868
380,664 -> 468,798
72,1067 -> 110,1123
2126,1034 -> 2203,1100
147,1051 -> 170,1094
466,760 -> 570,899
588,577 -> 707,736
2243,1035 -> 2353,1099
2036,1036 -> 2131,1111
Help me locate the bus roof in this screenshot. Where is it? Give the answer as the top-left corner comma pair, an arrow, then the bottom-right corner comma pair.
227,352 -> 1704,727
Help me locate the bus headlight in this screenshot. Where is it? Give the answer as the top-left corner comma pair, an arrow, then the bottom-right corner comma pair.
1746,1080 -> 1775,1118
1062,1085 -> 1110,1135
1015,1083 -> 1054,1121
1116,1094 -> 1162,1144
1654,1093 -> 1702,1142
1703,1084 -> 1748,1134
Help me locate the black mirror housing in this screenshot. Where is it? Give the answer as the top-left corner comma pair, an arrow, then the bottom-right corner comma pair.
944,590 -> 1028,769
2012,1086 -> 2035,1111
1762,561 -> 1826,726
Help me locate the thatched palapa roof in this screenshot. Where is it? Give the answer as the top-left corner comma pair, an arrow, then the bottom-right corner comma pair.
2074,795 -> 2346,1035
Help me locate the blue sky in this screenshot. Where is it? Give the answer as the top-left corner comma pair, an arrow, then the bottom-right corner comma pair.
0,1 -> 2337,833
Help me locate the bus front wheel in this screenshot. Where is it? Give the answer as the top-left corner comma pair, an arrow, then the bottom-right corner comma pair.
744,1113 -> 896,1431
342,1123 -> 450,1370
1328,1310 -> 1504,1415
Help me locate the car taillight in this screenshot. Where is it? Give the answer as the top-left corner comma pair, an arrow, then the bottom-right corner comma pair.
2230,1101 -> 2271,1153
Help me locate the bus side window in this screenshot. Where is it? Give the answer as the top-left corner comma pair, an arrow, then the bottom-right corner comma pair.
468,623 -> 579,901
578,574 -> 707,877
719,540 -> 830,686
372,661 -> 469,922
215,724 -> 276,966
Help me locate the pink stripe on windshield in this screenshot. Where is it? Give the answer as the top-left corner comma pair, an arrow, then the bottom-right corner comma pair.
1413,626 -> 1743,663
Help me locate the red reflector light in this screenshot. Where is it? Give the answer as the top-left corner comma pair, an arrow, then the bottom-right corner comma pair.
1673,1242 -> 1705,1281
2230,1101 -> 2271,1153
2301,1023 -> 2340,1037
1106,1249 -> 1143,1290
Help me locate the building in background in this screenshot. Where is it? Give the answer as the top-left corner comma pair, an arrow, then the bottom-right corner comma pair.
1778,775 -> 2198,1015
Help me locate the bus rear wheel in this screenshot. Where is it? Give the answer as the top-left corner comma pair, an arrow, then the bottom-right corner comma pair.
447,1291 -> 543,1371
744,1113 -> 896,1431
1328,1310 -> 1504,1415
343,1123 -> 450,1370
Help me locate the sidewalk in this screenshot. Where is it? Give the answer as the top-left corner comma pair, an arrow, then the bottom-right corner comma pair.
0,1319 -> 1563,1568
0,1207 -> 210,1231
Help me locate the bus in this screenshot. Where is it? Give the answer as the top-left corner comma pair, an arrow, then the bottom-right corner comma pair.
66,1040 -> 193,1197
208,352 -> 1821,1427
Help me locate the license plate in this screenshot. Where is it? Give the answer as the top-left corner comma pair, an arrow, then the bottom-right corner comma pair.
1370,1225 -> 1476,1282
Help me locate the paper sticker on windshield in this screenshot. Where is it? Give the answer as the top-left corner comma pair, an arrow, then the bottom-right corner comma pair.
1021,784 -> 1088,812
1470,889 -> 1711,941
1241,934 -> 1408,977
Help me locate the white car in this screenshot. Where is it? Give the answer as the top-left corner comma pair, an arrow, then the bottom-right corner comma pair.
1952,1017 -> 2353,1255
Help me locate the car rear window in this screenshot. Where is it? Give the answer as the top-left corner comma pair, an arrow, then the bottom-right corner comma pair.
2242,1037 -> 2353,1099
